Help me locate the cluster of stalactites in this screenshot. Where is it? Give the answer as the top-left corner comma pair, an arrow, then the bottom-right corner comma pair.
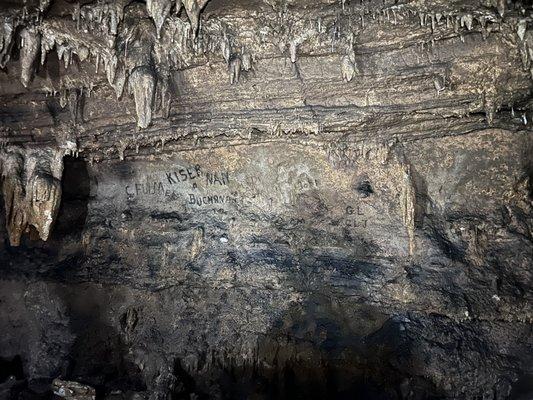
480,16 -> 533,125
146,0 -> 209,38
0,147 -> 65,246
2,0 -> 532,132
0,0 -> 211,129
74,0 -> 209,128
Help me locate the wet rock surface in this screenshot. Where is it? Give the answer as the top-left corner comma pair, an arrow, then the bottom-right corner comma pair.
0,0 -> 532,399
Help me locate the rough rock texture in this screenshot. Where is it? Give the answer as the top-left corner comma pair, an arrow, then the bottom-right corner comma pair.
0,0 -> 532,399
52,379 -> 96,400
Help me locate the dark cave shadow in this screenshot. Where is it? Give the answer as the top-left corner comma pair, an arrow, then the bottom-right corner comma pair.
35,231 -> 440,400
525,139 -> 533,201
510,374 -> 533,400
210,304 -> 411,400
52,156 -> 91,241
51,287 -> 147,398
168,244 -> 444,400
2,178 -> 529,400
212,305 -> 440,399
0,355 -> 24,382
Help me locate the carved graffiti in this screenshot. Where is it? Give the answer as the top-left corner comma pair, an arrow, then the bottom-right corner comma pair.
125,165 -> 234,208
344,204 -> 368,228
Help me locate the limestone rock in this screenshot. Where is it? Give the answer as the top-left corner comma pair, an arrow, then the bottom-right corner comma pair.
0,147 -> 64,246
52,379 -> 96,400
0,1 -> 531,399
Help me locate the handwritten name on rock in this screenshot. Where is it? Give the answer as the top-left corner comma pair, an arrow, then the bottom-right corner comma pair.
125,165 -> 233,207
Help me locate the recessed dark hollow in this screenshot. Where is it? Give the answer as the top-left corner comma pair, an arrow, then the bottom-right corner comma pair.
356,180 -> 374,197
53,156 -> 90,240
0,355 -> 24,383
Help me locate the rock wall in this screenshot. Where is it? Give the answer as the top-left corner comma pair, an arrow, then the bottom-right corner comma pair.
0,0 -> 532,399
1,129 -> 532,399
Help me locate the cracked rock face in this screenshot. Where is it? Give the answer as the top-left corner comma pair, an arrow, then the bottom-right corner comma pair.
0,0 -> 532,399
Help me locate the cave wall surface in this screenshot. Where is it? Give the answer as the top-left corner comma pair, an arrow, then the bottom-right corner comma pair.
1,130 -> 531,399
0,0 -> 532,399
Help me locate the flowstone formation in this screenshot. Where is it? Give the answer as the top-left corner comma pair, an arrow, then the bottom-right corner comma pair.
0,0 -> 532,399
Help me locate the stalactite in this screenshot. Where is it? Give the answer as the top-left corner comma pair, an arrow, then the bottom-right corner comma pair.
341,48 -> 358,82
129,66 -> 156,129
19,27 -> 41,88
157,71 -> 172,118
68,88 -> 84,124
182,0 -> 210,37
189,226 -> 205,261
483,90 -> 497,125
0,18 -> 17,68
229,55 -> 242,84
400,163 -> 416,256
39,0 -> 53,14
0,0 -> 529,134
147,0 -> 173,39
0,147 -> 65,246
0,2 -> 532,400
0,151 -> 26,246
111,62 -> 127,99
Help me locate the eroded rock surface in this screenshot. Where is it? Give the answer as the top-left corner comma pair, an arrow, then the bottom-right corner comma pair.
0,0 -> 532,399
